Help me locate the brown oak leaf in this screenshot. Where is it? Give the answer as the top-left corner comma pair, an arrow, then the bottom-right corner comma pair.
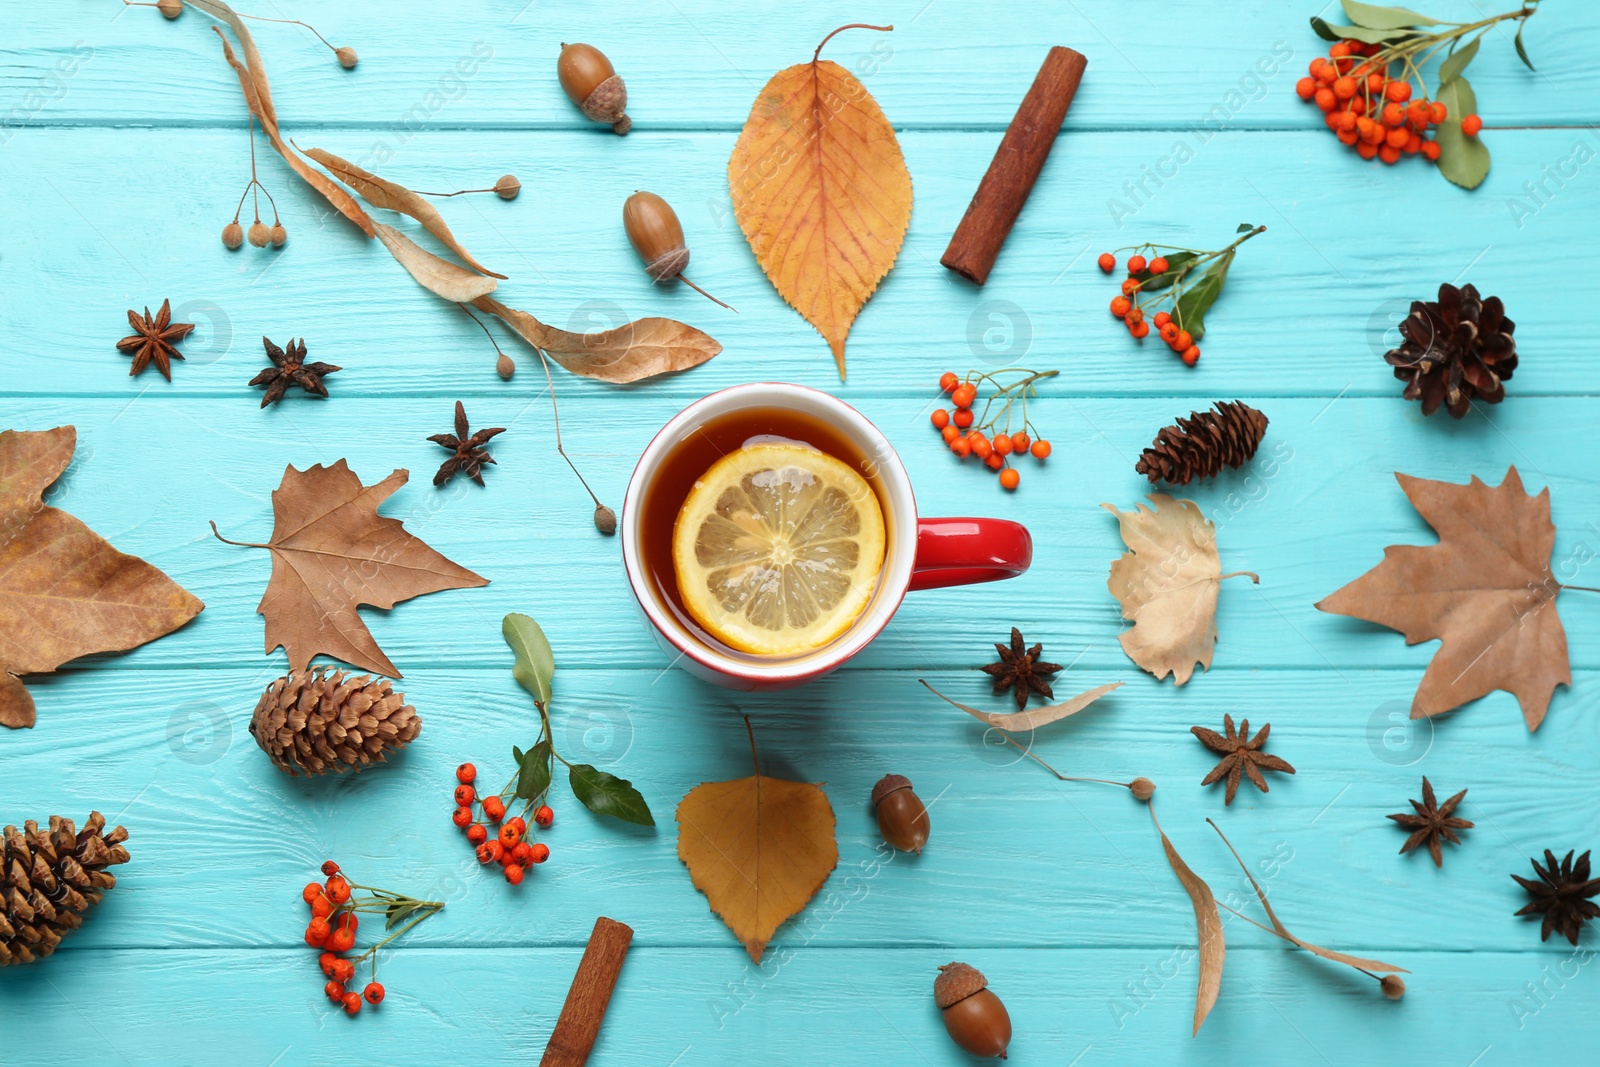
1316,468 -> 1569,731
676,723 -> 837,962
211,460 -> 486,678
0,427 -> 203,728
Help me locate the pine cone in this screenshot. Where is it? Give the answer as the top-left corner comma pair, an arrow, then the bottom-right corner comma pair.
250,668 -> 421,777
2,813 -> 130,966
1135,401 -> 1269,485
1385,282 -> 1517,418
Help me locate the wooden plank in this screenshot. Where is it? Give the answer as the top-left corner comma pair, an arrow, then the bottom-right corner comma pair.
1,126 -> 1593,399
0,947 -> 1587,1065
4,667 -> 1592,953
1,396 -> 1598,677
5,1 -> 1594,129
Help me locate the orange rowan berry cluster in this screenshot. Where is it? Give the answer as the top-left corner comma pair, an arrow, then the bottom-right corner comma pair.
452,761 -> 553,886
931,369 -> 1057,491
1102,252 -> 1201,365
302,860 -> 442,1017
1294,40 -> 1481,166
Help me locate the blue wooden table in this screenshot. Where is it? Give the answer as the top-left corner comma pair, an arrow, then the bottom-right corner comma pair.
3,2 -> 1597,1063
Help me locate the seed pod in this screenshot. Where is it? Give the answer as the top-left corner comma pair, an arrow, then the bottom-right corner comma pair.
335,46 -> 358,70
222,221 -> 244,250
872,774 -> 929,853
623,191 -> 732,310
494,174 -> 522,201
247,221 -> 270,248
594,504 -> 618,537
1130,777 -> 1155,801
1381,975 -> 1406,1000
558,43 -> 631,134
935,963 -> 1011,1059
270,222 -> 288,248
496,354 -> 515,381
157,0 -> 183,17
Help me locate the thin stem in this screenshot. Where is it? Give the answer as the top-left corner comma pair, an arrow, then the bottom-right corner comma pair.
1558,584 -> 1600,594
413,187 -> 494,197
458,302 -> 509,360
533,346 -> 606,512
744,715 -> 759,776
208,520 -> 268,549
679,274 -> 737,312
1218,571 -> 1261,583
813,23 -> 892,64
237,12 -> 338,54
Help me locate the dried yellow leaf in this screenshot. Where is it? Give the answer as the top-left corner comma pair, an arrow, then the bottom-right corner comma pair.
676,726 -> 837,963
1104,496 -> 1256,685
374,223 -> 498,303
727,26 -> 912,379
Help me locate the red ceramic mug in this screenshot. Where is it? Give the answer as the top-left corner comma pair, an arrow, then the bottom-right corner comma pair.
621,383 -> 1032,689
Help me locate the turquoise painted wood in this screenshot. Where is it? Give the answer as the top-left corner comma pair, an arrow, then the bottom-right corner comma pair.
2,2 -> 1596,1064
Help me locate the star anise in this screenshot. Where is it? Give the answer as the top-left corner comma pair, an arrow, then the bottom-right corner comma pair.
249,337 -> 341,407
429,401 -> 504,487
116,299 -> 194,380
1387,777 -> 1473,868
1190,714 -> 1295,805
980,627 -> 1062,710
1512,849 -> 1600,945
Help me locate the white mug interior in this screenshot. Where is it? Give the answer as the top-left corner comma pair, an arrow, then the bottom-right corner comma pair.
621,383 -> 917,686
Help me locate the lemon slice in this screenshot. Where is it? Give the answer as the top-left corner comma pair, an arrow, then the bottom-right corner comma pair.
672,443 -> 887,655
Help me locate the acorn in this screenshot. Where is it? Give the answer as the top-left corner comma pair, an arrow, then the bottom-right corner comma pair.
623,191 -> 732,310
222,221 -> 244,250
558,43 -> 630,134
872,774 -> 929,853
935,963 -> 1011,1059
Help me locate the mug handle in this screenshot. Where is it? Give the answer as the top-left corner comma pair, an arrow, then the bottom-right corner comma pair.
908,518 -> 1033,592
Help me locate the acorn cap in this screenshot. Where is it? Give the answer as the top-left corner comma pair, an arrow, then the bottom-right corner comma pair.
871,773 -> 912,808
935,962 -> 988,1009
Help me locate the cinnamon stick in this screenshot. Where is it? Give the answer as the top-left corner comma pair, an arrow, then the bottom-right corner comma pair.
940,46 -> 1087,286
540,916 -> 635,1067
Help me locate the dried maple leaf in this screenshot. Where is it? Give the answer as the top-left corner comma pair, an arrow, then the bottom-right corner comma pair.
1103,496 -> 1257,685
0,427 -> 203,728
1315,468 -> 1570,731
210,460 -> 486,677
676,720 -> 837,963
727,25 -> 912,379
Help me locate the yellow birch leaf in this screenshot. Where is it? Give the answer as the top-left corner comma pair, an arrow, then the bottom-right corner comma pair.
676,724 -> 837,962
727,26 -> 912,379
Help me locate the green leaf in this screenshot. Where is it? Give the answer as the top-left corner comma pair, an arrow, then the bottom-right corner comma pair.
385,901 -> 421,930
1433,76 -> 1488,189
1514,23 -> 1534,71
568,763 -> 654,826
1132,251 -> 1197,293
1437,34 -> 1480,86
1173,252 -> 1234,343
503,613 -> 554,707
1236,223 -> 1255,233
1340,0 -> 1437,29
1310,18 -> 1421,44
516,739 -> 553,801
